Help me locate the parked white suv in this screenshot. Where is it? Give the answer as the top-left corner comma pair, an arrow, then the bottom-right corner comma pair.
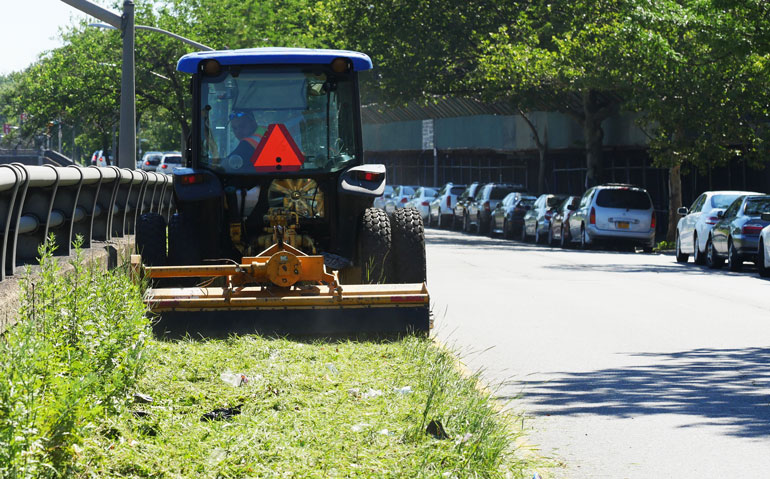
675,190 -> 762,264
567,184 -> 656,251
428,182 -> 466,228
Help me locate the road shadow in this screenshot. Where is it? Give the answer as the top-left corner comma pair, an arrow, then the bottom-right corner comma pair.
499,347 -> 770,438
542,261 -> 760,277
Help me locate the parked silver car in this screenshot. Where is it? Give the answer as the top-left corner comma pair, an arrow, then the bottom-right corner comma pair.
756,213 -> 770,277
428,182 -> 466,228
706,195 -> 770,271
140,151 -> 164,171
521,193 -> 568,244
675,190 -> 761,264
567,184 -> 656,251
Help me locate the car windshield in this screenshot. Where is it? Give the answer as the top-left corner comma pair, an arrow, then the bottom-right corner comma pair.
163,155 -> 182,164
743,197 -> 770,216
424,188 -> 438,197
200,66 -> 357,175
145,154 -> 162,165
519,198 -> 536,207
711,194 -> 743,209
450,186 -> 465,195
595,189 -> 651,209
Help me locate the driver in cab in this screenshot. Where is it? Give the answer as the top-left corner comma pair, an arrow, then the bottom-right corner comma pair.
227,110 -> 266,170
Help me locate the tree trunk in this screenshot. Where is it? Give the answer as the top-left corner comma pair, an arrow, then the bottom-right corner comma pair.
667,162 -> 682,243
537,146 -> 547,194
517,108 -> 548,194
582,90 -> 605,188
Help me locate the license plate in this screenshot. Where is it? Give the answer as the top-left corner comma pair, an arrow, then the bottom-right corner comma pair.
616,221 -> 629,229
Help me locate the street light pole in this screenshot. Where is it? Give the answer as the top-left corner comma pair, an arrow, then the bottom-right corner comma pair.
118,0 -> 136,170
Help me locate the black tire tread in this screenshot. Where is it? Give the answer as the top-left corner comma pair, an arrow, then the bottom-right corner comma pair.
136,212 -> 166,266
358,207 -> 393,284
391,207 -> 427,284
168,213 -> 201,266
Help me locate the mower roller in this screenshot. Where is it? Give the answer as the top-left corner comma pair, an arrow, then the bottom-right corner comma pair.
134,48 -> 430,336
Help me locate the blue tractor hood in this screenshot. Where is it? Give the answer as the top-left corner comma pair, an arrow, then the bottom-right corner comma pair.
177,47 -> 373,73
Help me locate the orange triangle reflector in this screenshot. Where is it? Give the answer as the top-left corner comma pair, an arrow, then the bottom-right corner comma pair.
250,124 -> 305,172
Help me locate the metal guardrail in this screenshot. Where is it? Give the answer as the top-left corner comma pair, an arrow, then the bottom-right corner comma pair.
0,164 -> 174,281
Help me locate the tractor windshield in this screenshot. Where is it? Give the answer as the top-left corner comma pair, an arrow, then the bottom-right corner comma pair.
200,66 -> 358,175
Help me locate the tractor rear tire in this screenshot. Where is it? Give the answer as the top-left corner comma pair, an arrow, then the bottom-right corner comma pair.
391,207 -> 427,284
168,213 -> 201,266
358,207 -> 393,284
136,212 -> 166,266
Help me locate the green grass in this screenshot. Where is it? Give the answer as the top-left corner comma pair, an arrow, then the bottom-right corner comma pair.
0,238 -> 537,478
76,335 -> 531,478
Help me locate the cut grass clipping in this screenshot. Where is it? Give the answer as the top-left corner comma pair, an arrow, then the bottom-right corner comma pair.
0,239 -> 530,478
82,337 -> 529,478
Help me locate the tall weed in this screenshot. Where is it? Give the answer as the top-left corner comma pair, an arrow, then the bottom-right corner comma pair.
0,238 -> 151,478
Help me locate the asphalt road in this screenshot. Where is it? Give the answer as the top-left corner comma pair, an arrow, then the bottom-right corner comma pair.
426,228 -> 770,478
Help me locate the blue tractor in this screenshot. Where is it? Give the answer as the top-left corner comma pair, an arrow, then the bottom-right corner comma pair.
134,48 -> 429,335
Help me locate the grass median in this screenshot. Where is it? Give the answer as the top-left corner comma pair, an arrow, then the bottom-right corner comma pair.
1,241 -> 536,478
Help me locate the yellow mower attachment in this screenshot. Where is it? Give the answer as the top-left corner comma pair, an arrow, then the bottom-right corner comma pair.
133,241 -> 430,337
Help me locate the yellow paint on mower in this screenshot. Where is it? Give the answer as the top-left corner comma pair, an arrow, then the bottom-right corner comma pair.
133,241 -> 431,336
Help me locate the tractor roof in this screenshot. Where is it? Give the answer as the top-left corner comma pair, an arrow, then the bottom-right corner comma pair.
177,47 -> 373,73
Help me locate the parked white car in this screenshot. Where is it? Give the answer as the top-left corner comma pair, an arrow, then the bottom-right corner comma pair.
140,151 -> 164,171
157,152 -> 183,174
405,186 -> 438,222
675,190 -> 761,264
757,213 -> 770,277
384,185 -> 416,215
373,185 -> 394,210
428,182 -> 466,228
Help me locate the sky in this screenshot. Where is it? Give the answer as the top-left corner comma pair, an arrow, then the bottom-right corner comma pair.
0,0 -> 87,75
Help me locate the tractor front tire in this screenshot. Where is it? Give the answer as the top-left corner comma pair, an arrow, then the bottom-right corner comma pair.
391,207 -> 427,284
136,212 -> 166,266
358,208 -> 393,284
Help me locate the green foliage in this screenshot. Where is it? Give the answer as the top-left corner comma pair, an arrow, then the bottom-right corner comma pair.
0,237 -> 151,478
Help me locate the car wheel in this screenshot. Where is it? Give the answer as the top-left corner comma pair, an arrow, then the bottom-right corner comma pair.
706,236 -> 724,269
758,240 -> 770,278
560,225 -> 569,249
580,225 -> 589,250
693,233 -> 706,265
675,231 -> 689,263
476,214 -> 483,235
727,238 -> 743,272
463,213 -> 470,233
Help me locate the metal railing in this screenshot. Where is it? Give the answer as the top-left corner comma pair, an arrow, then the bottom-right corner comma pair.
0,164 -> 174,281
